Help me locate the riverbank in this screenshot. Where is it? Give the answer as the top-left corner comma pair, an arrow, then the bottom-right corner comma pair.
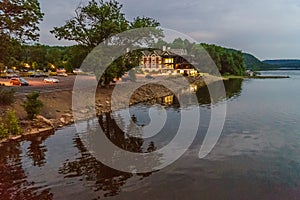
223,75 -> 290,79
0,75 -> 223,143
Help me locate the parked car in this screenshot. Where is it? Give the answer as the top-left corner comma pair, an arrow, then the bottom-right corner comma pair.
145,74 -> 155,80
56,68 -> 66,73
57,72 -> 68,77
10,78 -> 29,86
1,73 -> 18,79
44,77 -> 59,83
30,72 -> 48,78
73,68 -> 83,74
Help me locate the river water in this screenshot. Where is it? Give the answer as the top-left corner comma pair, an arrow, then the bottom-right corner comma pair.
1,71 -> 300,199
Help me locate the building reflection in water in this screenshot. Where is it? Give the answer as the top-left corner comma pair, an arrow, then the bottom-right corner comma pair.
163,95 -> 174,105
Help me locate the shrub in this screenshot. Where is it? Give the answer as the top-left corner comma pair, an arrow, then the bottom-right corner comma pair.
0,122 -> 9,139
5,109 -> 21,135
22,92 -> 43,120
0,87 -> 16,105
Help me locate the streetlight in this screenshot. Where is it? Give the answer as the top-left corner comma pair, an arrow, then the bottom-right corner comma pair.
24,63 -> 30,68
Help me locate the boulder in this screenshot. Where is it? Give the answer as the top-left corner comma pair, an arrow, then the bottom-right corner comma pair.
36,115 -> 54,127
60,117 -> 66,124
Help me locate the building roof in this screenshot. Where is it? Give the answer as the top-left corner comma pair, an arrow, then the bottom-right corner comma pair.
141,48 -> 189,57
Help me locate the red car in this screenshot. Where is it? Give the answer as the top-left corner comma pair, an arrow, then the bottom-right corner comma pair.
10,78 -> 29,86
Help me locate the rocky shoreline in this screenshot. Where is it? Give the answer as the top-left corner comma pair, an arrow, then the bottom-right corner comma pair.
0,75 -> 223,143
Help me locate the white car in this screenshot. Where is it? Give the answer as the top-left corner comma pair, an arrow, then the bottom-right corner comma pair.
73,68 -> 83,74
44,77 -> 59,83
57,72 -> 68,77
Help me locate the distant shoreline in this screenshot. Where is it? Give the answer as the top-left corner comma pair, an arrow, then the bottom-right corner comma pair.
223,75 -> 290,79
254,68 -> 300,71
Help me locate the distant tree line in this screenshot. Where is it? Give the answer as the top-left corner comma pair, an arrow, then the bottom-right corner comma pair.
0,44 -> 89,72
0,39 -> 246,77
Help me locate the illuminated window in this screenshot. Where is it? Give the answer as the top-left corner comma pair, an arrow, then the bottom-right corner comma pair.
164,58 -> 174,64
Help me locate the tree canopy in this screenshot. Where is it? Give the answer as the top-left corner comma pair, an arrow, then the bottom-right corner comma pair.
0,0 -> 44,42
0,0 -> 44,65
51,0 -> 160,50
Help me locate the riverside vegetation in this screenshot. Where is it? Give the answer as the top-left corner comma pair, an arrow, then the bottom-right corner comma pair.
0,88 -> 45,140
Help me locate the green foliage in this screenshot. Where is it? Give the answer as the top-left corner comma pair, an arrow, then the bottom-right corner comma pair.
0,87 -> 16,105
50,0 -> 129,48
0,0 -> 44,65
100,50 -> 142,85
263,59 -> 300,69
5,109 -> 21,135
0,109 -> 22,138
170,38 -> 195,50
243,53 -> 276,70
0,35 -> 22,66
0,0 -> 44,42
0,122 -> 9,139
199,43 -> 245,76
2,44 -> 88,72
22,92 -> 43,120
64,45 -> 89,70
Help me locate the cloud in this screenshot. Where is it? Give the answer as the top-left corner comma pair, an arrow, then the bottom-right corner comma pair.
38,0 -> 300,59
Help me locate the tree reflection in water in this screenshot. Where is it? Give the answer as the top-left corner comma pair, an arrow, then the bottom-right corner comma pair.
25,133 -> 52,167
59,113 -> 158,197
196,79 -> 243,105
0,131 -> 54,200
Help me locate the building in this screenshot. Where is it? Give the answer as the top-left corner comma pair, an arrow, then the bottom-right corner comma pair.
141,50 -> 164,70
140,47 -> 198,76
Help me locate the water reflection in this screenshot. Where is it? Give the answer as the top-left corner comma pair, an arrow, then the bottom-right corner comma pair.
146,79 -> 242,106
59,114 -> 158,197
196,79 -> 243,105
0,131 -> 54,200
25,133 -> 53,167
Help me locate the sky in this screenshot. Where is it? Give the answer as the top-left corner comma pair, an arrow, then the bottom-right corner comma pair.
38,0 -> 300,60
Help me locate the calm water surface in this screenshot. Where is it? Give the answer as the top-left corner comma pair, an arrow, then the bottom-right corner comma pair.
1,71 -> 300,199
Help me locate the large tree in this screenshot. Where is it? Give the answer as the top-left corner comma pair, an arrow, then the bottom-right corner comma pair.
51,0 -> 160,49
0,0 -> 44,65
51,0 -> 127,49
